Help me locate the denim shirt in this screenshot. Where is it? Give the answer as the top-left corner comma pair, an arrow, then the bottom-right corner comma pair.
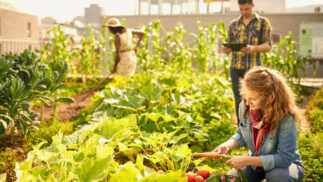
231,103 -> 304,171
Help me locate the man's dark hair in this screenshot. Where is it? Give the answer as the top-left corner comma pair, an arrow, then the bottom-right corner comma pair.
238,0 -> 253,5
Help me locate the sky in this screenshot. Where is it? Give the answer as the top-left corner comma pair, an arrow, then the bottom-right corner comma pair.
2,0 -> 323,23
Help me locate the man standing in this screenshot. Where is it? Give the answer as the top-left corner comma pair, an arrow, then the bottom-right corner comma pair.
222,0 -> 272,125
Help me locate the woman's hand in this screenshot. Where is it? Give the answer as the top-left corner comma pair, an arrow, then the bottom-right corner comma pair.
213,145 -> 230,155
225,156 -> 248,170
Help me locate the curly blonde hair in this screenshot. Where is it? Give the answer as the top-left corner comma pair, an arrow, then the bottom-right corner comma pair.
240,66 -> 301,132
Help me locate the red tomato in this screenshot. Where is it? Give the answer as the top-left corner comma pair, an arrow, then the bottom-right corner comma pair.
194,175 -> 204,182
197,168 -> 210,179
184,173 -> 195,182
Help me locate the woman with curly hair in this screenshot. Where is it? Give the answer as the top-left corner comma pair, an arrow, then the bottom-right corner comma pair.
213,66 -> 304,182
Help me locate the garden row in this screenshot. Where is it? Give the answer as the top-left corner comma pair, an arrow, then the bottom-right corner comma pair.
16,68 -> 239,181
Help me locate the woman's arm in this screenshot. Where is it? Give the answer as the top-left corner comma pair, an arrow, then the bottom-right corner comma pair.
132,30 -> 144,53
213,139 -> 240,154
226,156 -> 263,170
113,35 -> 121,72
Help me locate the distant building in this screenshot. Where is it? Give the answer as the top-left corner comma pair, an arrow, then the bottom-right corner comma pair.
133,0 -> 287,15
229,0 -> 286,13
134,0 -> 200,15
286,5 -> 323,13
41,16 -> 57,25
84,4 -> 105,27
0,1 -> 16,11
39,17 -> 81,45
0,8 -> 39,54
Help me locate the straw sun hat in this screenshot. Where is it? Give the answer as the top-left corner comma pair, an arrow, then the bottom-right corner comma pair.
103,18 -> 124,28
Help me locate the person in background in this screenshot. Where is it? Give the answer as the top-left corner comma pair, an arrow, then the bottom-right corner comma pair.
222,0 -> 272,125
213,66 -> 304,182
104,18 -> 144,77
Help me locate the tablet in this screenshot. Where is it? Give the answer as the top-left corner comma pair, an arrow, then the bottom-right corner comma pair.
223,42 -> 247,51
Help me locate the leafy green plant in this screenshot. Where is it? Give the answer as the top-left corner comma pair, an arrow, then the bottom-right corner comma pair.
298,133 -> 323,181
15,64 -> 236,181
38,20 -> 113,85
0,51 -> 50,140
263,32 -> 315,85
0,147 -> 26,182
191,21 -> 228,74
308,110 -> 323,133
164,25 -> 192,71
306,88 -> 323,133
137,20 -> 230,76
38,25 -> 71,63
0,173 -> 6,182
306,88 -> 323,111
76,25 -> 111,84
0,50 -> 72,140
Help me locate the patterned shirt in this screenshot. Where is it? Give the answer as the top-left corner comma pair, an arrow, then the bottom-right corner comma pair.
227,13 -> 272,69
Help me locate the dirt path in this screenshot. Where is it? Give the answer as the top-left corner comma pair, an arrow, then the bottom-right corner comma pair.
298,108 -> 311,133
33,91 -> 94,121
298,95 -> 311,133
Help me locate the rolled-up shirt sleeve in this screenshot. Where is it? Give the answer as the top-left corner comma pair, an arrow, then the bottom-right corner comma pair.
260,17 -> 272,45
230,126 -> 246,147
260,116 -> 298,171
230,102 -> 247,147
260,155 -> 275,171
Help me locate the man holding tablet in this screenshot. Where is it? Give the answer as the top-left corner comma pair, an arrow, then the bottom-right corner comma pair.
222,0 -> 272,125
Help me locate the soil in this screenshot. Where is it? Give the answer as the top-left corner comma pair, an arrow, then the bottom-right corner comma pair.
298,95 -> 311,133
0,135 -> 26,182
32,91 -> 94,121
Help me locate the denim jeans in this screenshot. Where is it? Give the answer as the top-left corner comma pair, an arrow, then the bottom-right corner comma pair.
228,164 -> 304,182
230,68 -> 248,125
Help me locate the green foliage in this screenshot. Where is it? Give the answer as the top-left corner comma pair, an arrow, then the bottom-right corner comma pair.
164,25 -> 192,71
298,133 -> 323,181
75,25 -> 111,83
263,32 -> 315,85
15,115 -> 193,181
0,147 -> 26,182
0,50 -> 70,138
0,173 -> 6,182
137,21 -> 164,71
38,20 -> 113,84
306,88 -> 323,111
15,65 -> 236,181
306,88 -> 323,133
25,119 -> 74,148
308,110 -> 323,134
85,68 -> 235,151
0,119 -> 73,182
38,25 -> 70,63
110,161 -> 186,182
137,20 -> 230,78
191,21 -> 227,74
0,51 -> 49,137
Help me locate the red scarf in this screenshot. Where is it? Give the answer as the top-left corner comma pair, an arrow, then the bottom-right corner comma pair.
249,110 -> 270,155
